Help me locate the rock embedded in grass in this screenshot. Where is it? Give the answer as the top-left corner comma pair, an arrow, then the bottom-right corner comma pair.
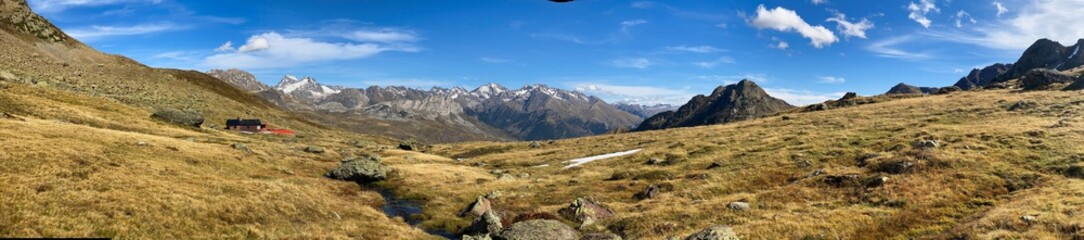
558,197 -> 615,226
494,219 -> 579,240
633,185 -> 660,200
685,225 -> 741,240
398,139 -> 430,151
462,210 -> 503,236
459,196 -> 493,217
324,156 -> 388,183
727,202 -> 750,212
303,146 -> 325,153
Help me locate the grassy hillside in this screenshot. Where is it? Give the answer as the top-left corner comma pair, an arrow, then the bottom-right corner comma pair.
374,89 -> 1084,239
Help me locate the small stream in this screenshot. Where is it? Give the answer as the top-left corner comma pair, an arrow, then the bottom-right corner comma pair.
367,186 -> 458,239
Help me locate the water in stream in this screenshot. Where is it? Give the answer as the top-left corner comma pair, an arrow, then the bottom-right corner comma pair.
369,187 -> 458,239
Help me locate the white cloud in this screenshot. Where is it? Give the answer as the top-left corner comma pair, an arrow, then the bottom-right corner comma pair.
572,83 -> 694,105
202,32 -> 419,69
954,10 -> 977,28
236,35 -> 270,52
812,0 -> 830,5
826,12 -> 874,39
692,57 -> 736,69
66,23 -> 182,40
866,35 -> 931,60
817,76 -> 846,84
763,88 -> 846,106
530,33 -> 586,44
665,45 -> 726,54
214,41 -> 234,52
700,73 -> 770,83
608,58 -> 654,69
770,37 -> 790,49
750,5 -> 838,48
935,0 -> 1084,50
994,1 -> 1009,17
907,0 -> 939,28
343,28 -> 419,43
480,57 -> 510,63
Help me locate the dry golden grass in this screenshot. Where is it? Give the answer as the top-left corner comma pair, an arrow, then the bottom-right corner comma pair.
0,83 -> 436,239
367,89 -> 1084,239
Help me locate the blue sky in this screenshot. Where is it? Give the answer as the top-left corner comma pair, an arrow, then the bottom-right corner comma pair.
29,0 -> 1084,105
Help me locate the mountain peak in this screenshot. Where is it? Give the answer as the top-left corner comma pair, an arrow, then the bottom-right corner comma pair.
638,80 -> 792,131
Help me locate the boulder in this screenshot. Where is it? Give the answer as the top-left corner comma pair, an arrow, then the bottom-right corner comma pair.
824,174 -> 862,187
912,140 -> 940,150
727,202 -> 750,212
685,225 -> 741,240
324,156 -> 388,183
1007,100 -> 1039,111
706,162 -> 723,170
1021,68 -> 1074,90
151,108 -> 204,128
646,158 -> 664,165
558,197 -> 615,226
230,143 -> 249,151
495,219 -> 580,240
399,139 -> 430,151
633,185 -> 660,200
866,176 -> 890,188
1062,76 -> 1084,91
304,146 -> 325,153
463,210 -> 504,235
529,141 -> 543,148
463,234 -> 493,240
459,196 -> 493,217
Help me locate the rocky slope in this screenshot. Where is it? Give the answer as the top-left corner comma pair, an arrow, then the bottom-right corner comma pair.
615,103 -> 678,119
206,68 -> 269,92
885,83 -> 938,95
953,63 -> 1013,90
997,38 -> 1084,82
636,80 -> 793,131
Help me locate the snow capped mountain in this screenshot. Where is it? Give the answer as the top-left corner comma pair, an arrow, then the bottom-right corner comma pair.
274,75 -> 342,101
470,83 -> 509,99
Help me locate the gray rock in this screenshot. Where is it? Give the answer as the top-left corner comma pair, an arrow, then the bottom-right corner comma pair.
324,156 -> 388,183
231,143 -> 249,151
495,219 -> 579,240
485,190 -> 504,199
304,146 -> 325,153
1066,164 -> 1084,179
685,225 -> 740,240
463,234 -> 493,240
706,162 -> 723,170
398,139 -> 430,151
727,202 -> 750,212
151,108 -> 204,128
529,141 -> 543,148
1021,215 -> 1038,225
646,158 -> 664,165
633,185 -> 660,200
459,196 -> 493,217
463,210 -> 504,235
866,176 -> 890,188
1008,100 -> 1039,111
1021,68 -> 1074,90
498,174 -> 515,180
558,197 -> 615,226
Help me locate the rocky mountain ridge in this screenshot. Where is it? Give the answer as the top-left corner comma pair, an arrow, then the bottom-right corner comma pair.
636,80 -> 793,131
208,70 -> 642,141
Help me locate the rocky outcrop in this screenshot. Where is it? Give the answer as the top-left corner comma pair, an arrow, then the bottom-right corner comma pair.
324,156 -> 388,183
494,219 -> 579,240
558,197 -> 615,226
885,83 -> 936,95
997,38 -> 1084,83
1063,76 -> 1084,91
207,69 -> 269,92
953,63 -> 1013,90
1021,68 -> 1074,90
462,210 -> 504,236
458,196 -> 493,217
637,80 -> 793,131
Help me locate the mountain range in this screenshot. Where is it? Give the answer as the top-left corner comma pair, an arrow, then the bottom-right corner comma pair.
209,69 -> 643,142
636,80 -> 793,131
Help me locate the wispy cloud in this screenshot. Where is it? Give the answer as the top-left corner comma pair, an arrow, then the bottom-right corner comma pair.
66,23 -> 184,41
866,35 -> 931,60
826,12 -> 874,39
817,76 -> 846,84
954,10 -> 976,28
692,57 -> 736,69
572,82 -> 695,105
30,0 -> 162,13
994,1 -> 1009,17
620,19 -> 648,33
750,4 -> 838,48
608,58 -> 654,69
629,1 -> 725,22
202,32 -> 420,69
664,45 -> 726,54
529,33 -> 586,44
342,28 -> 419,43
940,0 -> 1084,50
763,88 -> 845,106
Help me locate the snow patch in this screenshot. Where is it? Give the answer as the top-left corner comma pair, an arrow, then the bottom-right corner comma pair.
1069,46 -> 1080,60
562,149 -> 643,169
